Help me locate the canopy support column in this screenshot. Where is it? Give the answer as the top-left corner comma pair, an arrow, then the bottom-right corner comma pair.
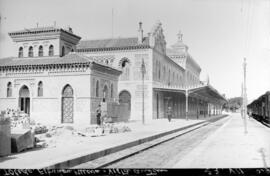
185,89 -> 189,120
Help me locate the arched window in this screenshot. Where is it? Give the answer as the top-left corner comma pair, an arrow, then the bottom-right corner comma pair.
18,47 -> 23,58
38,81 -> 43,97
103,85 -> 108,99
28,46 -> 33,57
119,58 -> 130,81
49,45 -> 54,56
38,46 -> 43,57
168,69 -> 171,86
61,46 -> 65,57
96,80 -> 99,97
111,84 -> 114,98
163,66 -> 166,82
7,82 -> 12,97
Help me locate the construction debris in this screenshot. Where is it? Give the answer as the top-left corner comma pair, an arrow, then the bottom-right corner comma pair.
0,108 -> 133,154
11,128 -> 34,153
0,111 -> 11,156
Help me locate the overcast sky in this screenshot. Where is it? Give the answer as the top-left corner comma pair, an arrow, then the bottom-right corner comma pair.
0,0 -> 269,102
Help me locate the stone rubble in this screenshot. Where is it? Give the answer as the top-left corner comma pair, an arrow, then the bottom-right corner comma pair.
0,108 -> 132,154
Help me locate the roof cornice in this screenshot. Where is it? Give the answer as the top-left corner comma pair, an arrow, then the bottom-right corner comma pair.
76,45 -> 150,52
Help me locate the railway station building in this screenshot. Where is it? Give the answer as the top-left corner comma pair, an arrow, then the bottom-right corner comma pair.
0,21 -> 226,125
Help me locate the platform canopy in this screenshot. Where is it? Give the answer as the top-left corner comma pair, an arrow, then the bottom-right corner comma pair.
188,84 -> 227,104
153,84 -> 227,104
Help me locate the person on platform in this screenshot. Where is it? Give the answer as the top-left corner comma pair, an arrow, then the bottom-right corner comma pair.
167,106 -> 172,122
96,104 -> 102,126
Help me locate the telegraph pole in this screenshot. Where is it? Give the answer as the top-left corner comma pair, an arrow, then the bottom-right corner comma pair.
141,58 -> 146,124
243,58 -> 248,133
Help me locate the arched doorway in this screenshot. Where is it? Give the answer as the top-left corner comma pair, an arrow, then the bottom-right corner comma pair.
119,90 -> 131,118
62,85 -> 74,123
19,85 -> 30,115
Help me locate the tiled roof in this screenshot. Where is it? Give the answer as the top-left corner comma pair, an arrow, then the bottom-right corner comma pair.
76,37 -> 150,51
0,53 -> 90,67
0,53 -> 121,72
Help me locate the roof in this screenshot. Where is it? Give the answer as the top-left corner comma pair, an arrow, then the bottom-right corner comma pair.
153,84 -> 227,104
189,84 -> 227,103
0,53 -> 121,72
166,47 -> 201,72
8,26 -> 81,40
76,37 -> 150,51
166,48 -> 186,56
0,53 -> 89,67
248,91 -> 270,106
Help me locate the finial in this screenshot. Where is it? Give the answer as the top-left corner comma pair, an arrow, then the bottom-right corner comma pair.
177,30 -> 183,42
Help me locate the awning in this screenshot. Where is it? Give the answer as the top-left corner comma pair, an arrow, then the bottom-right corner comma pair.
153,84 -> 227,104
189,84 -> 227,104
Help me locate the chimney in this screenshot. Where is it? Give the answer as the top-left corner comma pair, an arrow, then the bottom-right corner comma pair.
138,22 -> 143,44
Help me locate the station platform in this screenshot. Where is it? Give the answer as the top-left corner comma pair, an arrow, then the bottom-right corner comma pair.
0,114 -> 226,169
173,113 -> 270,168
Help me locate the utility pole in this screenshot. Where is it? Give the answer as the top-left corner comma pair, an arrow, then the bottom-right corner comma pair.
141,58 -> 146,124
185,70 -> 189,120
243,58 -> 248,133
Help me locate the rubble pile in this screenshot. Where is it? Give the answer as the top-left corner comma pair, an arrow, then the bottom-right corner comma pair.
103,123 -> 132,134
0,109 -> 36,155
32,124 -> 48,134
0,111 -> 11,156
0,108 -> 133,155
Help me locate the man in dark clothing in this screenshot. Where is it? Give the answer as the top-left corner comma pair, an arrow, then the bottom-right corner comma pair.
167,106 -> 172,122
96,104 -> 102,126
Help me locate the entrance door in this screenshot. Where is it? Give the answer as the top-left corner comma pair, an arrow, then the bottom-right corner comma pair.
119,90 -> 131,119
62,85 -> 74,123
19,86 -> 30,115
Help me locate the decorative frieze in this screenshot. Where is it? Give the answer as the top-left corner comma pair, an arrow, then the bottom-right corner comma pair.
14,78 -> 35,88
1,63 -> 90,76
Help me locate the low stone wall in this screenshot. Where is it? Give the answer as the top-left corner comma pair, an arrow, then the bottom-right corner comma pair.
0,119 -> 11,156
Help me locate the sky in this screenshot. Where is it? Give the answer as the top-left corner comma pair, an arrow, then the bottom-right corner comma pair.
0,0 -> 269,103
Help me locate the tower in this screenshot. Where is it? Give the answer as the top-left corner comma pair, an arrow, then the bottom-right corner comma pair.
9,26 -> 81,58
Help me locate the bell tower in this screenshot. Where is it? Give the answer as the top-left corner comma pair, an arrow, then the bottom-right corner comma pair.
171,30 -> 189,53
9,26 -> 81,58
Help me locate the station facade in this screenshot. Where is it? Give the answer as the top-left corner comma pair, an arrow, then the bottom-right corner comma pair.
0,28 -> 121,125
0,21 -> 226,124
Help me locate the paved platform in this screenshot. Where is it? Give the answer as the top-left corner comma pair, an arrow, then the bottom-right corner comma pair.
0,115 -> 226,169
173,113 -> 270,168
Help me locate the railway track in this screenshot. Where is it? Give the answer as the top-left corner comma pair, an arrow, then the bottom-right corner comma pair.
73,115 -> 229,168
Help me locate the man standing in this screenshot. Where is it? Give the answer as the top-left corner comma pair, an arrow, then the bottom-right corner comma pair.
96,104 -> 102,126
167,106 -> 172,122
